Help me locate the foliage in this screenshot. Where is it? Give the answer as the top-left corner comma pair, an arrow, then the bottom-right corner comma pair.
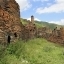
0,38 -> 64,64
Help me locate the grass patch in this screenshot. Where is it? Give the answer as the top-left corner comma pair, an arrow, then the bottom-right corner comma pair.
0,38 -> 64,64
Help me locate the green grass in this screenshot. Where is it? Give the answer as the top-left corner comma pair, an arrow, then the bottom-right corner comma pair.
20,18 -> 62,30
21,18 -> 28,25
0,38 -> 64,64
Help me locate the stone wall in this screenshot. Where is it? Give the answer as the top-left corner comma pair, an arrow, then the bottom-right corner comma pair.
47,27 -> 64,45
0,0 -> 64,45
0,0 -> 22,44
37,27 -> 52,38
22,22 -> 37,41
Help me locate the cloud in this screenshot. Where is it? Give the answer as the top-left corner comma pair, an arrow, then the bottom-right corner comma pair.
33,0 -> 49,2
48,19 -> 64,25
27,18 -> 41,21
15,0 -> 32,12
36,0 -> 64,14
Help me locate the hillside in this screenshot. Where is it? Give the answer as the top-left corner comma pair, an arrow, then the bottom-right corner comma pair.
0,38 -> 64,64
0,18 -> 64,64
21,18 -> 63,30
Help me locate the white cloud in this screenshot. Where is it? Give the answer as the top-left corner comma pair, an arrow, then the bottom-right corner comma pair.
48,19 -> 64,25
36,0 -> 64,14
27,18 -> 41,21
15,0 -> 32,12
33,0 -> 49,2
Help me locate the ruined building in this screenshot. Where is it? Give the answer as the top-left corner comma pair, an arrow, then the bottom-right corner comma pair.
0,0 -> 22,44
22,15 -> 37,41
37,27 -> 52,38
47,27 -> 64,45
0,0 -> 64,45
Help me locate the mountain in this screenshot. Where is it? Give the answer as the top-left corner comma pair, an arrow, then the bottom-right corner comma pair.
21,18 -> 63,30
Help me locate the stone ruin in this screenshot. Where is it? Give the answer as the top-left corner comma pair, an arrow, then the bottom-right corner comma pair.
0,0 -> 22,44
48,27 -> 64,45
36,26 -> 64,45
0,0 -> 37,45
37,27 -> 52,38
0,0 -> 64,45
21,16 -> 37,41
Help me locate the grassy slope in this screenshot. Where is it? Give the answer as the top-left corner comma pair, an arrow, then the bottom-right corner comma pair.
0,38 -> 64,64
21,18 -> 62,30
0,19 -> 64,64
35,21 -> 62,30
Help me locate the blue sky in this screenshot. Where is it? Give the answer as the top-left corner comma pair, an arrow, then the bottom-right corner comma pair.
15,0 -> 64,25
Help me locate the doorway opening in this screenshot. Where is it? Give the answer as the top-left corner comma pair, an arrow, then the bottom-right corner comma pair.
7,35 -> 11,44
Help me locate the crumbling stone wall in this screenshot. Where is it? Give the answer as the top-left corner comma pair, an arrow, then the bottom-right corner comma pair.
22,22 -> 37,41
37,27 -> 52,38
47,27 -> 64,45
0,0 -> 22,44
0,0 -> 64,45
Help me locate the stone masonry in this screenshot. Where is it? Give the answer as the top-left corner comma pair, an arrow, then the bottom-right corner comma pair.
22,15 -> 37,41
0,0 -> 22,44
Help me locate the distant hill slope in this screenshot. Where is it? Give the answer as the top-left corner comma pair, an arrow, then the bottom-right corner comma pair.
21,18 -> 63,30
35,21 -> 63,30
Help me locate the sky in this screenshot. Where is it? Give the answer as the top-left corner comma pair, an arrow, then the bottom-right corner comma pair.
15,0 -> 64,25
